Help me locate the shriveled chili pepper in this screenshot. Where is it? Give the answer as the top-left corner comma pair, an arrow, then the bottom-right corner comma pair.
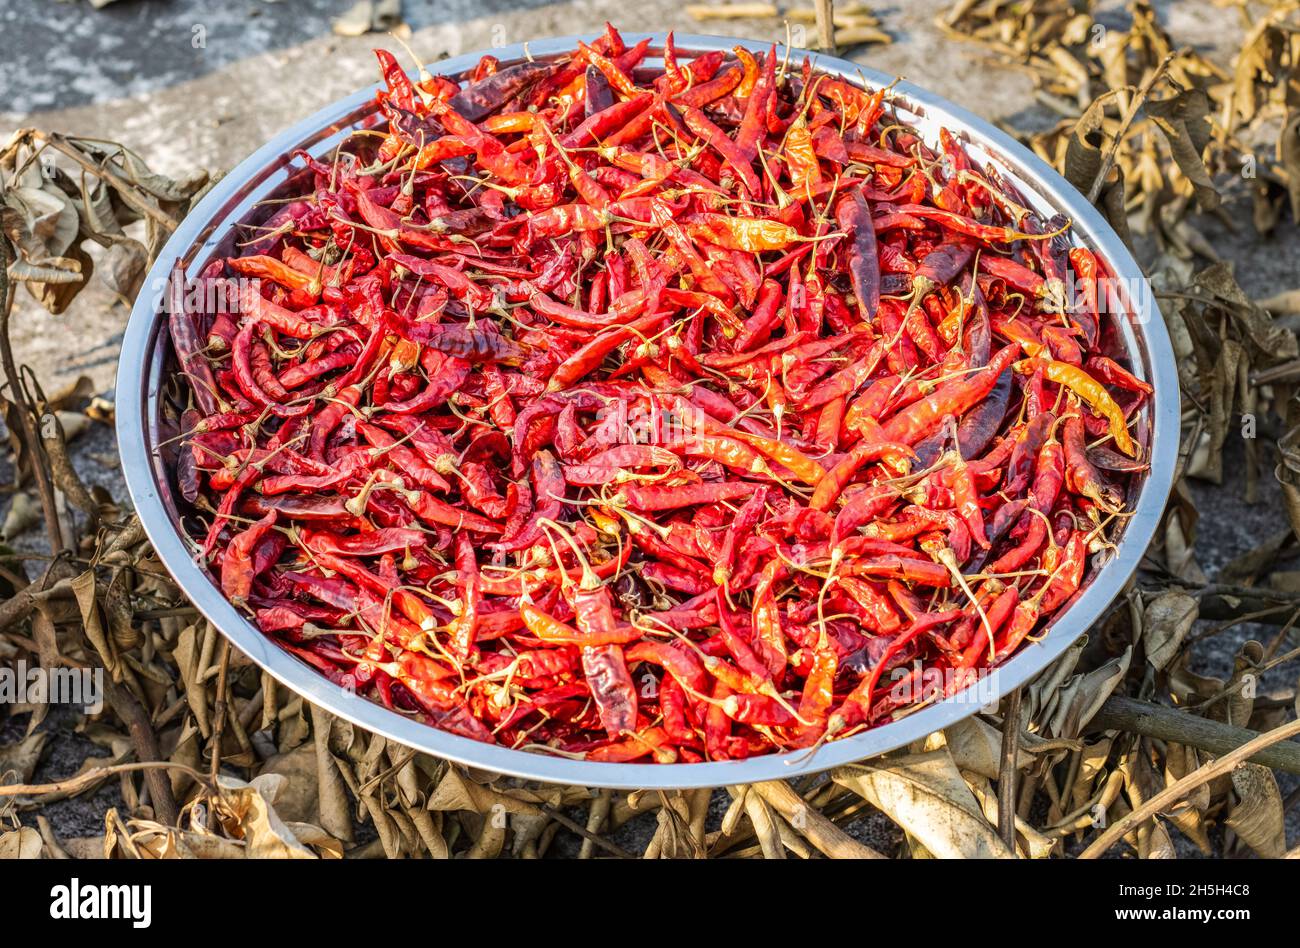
220,510 -> 276,606
1015,357 -> 1137,456
880,343 -> 1020,446
836,190 -> 881,321
1085,355 -> 1153,396
566,564 -> 638,738
1062,412 -> 1123,512
895,204 -> 1062,243
687,214 -> 806,252
450,59 -> 556,122
167,261 -> 222,415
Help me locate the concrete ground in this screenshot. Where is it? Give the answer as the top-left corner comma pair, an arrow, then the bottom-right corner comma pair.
2,0 -> 1298,853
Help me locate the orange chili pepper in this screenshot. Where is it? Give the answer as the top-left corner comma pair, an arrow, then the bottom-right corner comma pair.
1016,358 -> 1137,457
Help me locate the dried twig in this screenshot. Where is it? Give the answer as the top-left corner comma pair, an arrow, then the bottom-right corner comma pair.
0,760 -> 211,800
209,637 -> 232,784
997,687 -> 1022,851
101,677 -> 181,825
814,0 -> 836,53
536,803 -> 634,859
752,780 -> 885,858
0,239 -> 65,553
1090,695 -> 1300,777
1080,717 -> 1300,858
1086,55 -> 1174,205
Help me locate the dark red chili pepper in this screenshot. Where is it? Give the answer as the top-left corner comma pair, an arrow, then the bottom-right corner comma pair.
220,510 -> 276,605
836,190 -> 880,320
450,60 -> 557,121
880,344 -> 1020,446
167,261 -> 222,415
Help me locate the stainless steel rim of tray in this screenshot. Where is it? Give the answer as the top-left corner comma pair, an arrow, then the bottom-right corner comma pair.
116,33 -> 1180,790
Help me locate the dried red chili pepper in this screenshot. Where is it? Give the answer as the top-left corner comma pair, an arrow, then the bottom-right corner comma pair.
836,191 -> 881,321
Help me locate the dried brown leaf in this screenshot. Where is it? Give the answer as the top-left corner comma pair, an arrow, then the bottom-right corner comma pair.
0,730 -> 49,785
100,238 -> 148,304
173,623 -> 210,737
111,146 -> 208,205
1162,742 -> 1213,854
1146,89 -> 1221,210
0,827 -> 44,859
259,743 -> 321,826
832,750 -> 1012,858
211,773 -> 322,859
1064,95 -> 1109,195
1032,642 -> 1132,740
308,704 -> 354,843
942,714 -> 1032,780
1281,110 -> 1300,223
1141,590 -> 1198,672
1195,263 -> 1298,360
1223,763 -> 1285,858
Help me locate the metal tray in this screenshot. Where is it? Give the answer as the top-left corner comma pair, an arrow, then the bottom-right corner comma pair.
116,33 -> 1179,789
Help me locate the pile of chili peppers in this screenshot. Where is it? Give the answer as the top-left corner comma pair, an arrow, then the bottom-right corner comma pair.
168,27 -> 1151,763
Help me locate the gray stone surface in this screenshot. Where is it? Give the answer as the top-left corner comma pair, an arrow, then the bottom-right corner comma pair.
0,0 -> 566,114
